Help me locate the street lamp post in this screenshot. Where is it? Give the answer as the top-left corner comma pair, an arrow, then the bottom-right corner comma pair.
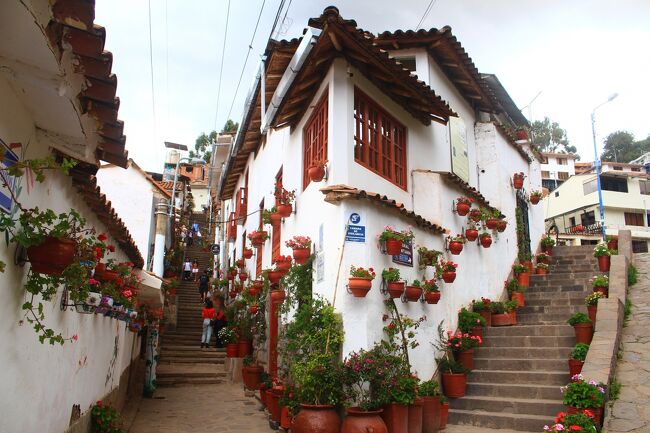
591,93 -> 618,241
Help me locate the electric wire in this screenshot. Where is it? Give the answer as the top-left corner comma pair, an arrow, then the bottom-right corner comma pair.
213,0 -> 232,131
267,0 -> 287,43
415,0 -> 438,30
274,0 -> 293,39
147,0 -> 159,162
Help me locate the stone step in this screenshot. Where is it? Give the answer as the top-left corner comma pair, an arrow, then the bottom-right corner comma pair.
162,345 -> 226,352
451,395 -> 565,417
158,357 -> 225,364
481,335 -> 575,348
157,371 -> 226,379
524,296 -> 586,307
517,305 -> 585,315
475,346 -> 572,359
524,284 -> 590,293
525,290 -> 592,300
530,271 -> 595,280
448,408 -> 553,432
484,324 -> 573,337
157,377 -> 224,387
516,313 -> 574,325
466,382 -> 562,400
160,350 -> 225,359
469,369 -> 568,386
473,357 -> 567,371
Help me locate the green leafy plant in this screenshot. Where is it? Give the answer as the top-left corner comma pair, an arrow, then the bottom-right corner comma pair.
436,356 -> 469,374
382,267 -> 401,283
261,207 -> 278,225
570,343 -> 590,361
421,279 -> 439,293
567,313 -> 592,326
217,325 -> 238,344
562,375 -> 606,409
541,235 -> 556,248
545,411 -> 597,432
418,380 -> 440,397
593,242 -> 611,257
585,292 -> 605,306
592,274 -> 609,288
379,225 -> 415,242
458,307 -> 486,332
91,400 -> 124,433
417,246 -> 442,269
512,264 -> 528,275
471,298 -> 491,312
387,374 -> 418,405
446,330 -> 482,351
350,266 -> 376,280
506,278 -> 525,293
628,264 -> 638,286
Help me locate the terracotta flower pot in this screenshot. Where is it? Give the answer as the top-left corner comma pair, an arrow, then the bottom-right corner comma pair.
516,129 -> 529,140
523,260 -> 534,274
251,231 -> 268,247
478,310 -> 491,326
94,262 -> 107,280
542,245 -> 553,255
348,277 -> 373,297
293,247 -> 311,265
497,220 -> 507,232
277,204 -> 292,218
267,389 -> 282,422
439,402 -> 449,430
239,272 -> 248,281
26,236 -> 76,276
442,373 -> 466,398
491,313 -> 513,327
486,218 -> 499,230
280,406 -> 292,430
593,286 -> 608,297
341,407 -> 387,433
268,270 -> 283,285
292,404 -> 340,433
456,202 -> 470,216
404,286 -> 423,302
454,349 -> 474,371
587,305 -> 597,323
270,212 -> 282,227
573,323 -> 593,344
536,267 -> 548,275
511,292 -> 525,307
259,385 -> 267,407
513,174 -> 524,189
470,325 -> 483,340
568,359 -> 584,377
607,240 -> 618,250
381,403 -> 408,433
226,343 -> 239,358
385,239 -> 403,255
530,195 -> 540,205
516,272 -> 530,287
567,406 -> 603,426
407,398 -> 423,433
469,209 -> 482,222
442,271 -> 456,283
424,292 -> 441,304
479,236 -> 492,248
271,289 -> 286,304
448,242 -> 463,255
248,286 -> 261,297
597,255 -> 610,272
275,258 -> 292,272
509,311 -> 518,325
238,339 -> 252,357
242,365 -> 263,390
243,248 -> 253,259
248,305 -> 259,315
387,281 -> 405,299
465,228 -> 478,241
421,396 -> 440,433
308,165 -> 326,182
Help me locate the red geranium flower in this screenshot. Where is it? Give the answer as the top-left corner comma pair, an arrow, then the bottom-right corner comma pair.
97,233 -> 107,242
107,245 -> 116,252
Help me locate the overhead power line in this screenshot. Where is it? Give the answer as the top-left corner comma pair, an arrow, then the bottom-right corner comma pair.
147,0 -> 158,161
214,0 -> 232,131
415,0 -> 439,30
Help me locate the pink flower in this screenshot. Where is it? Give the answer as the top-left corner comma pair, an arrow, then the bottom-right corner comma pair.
72,334 -> 78,342
89,278 -> 99,286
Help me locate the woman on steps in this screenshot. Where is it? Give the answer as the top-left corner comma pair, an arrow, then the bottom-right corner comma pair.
212,296 -> 227,348
192,259 -> 199,281
201,299 -> 215,349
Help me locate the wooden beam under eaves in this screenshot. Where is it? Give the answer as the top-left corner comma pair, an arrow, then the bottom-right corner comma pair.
442,62 -> 459,68
328,32 -> 343,51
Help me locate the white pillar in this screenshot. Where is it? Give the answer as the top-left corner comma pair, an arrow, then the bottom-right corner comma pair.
152,201 -> 169,278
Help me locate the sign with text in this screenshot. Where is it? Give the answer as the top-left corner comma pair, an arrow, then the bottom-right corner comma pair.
449,116 -> 469,183
0,140 -> 18,214
345,212 -> 365,243
392,240 -> 413,267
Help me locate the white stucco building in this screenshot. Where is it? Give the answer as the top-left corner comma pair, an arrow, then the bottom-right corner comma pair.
540,152 -> 578,191
217,8 -> 544,379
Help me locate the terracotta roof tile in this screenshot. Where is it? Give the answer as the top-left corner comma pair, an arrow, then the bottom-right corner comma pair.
319,184 -> 448,235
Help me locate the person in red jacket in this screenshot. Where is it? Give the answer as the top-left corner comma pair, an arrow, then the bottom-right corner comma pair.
212,296 -> 227,348
201,299 -> 215,348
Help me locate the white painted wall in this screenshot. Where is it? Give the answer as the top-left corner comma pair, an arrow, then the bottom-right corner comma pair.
222,56 -> 543,380
0,73 -> 140,433
541,154 -> 576,181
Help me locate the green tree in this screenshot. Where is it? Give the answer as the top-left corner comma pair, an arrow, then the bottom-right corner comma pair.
601,130 -> 650,162
192,120 -> 239,162
530,117 -> 577,154
221,119 -> 239,134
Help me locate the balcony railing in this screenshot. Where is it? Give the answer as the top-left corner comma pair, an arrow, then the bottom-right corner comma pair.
563,223 -> 602,236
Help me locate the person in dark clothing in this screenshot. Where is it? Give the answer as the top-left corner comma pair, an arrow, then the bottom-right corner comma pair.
212,296 -> 227,348
198,270 -> 210,302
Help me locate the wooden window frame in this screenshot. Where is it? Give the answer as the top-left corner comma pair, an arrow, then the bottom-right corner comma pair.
353,87 -> 408,190
624,212 -> 644,227
303,90 -> 329,190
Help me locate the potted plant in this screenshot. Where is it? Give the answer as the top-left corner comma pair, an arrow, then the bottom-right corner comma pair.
440,260 -> 458,283
418,380 -> 441,433
496,218 -> 508,233
506,278 -> 526,307
219,326 -> 239,357
448,235 -> 465,255
568,343 -> 589,377
91,400 -> 124,433
489,301 -> 514,327
382,268 -> 404,299
568,313 -> 593,344
382,373 -> 418,433
439,396 -> 449,430
606,235 -> 618,251
379,226 -> 414,255
513,172 -> 525,189
472,298 -> 492,326
247,229 -> 269,247
535,262 -> 549,275
591,274 -> 609,297
458,307 -> 487,339
239,267 -> 249,281
479,232 -> 492,248
422,279 -> 440,304
465,222 -> 479,242
593,242 -> 612,272
512,264 -> 530,287
562,375 -> 606,426
274,186 -> 296,217
404,280 -> 424,302
447,331 -> 482,371
273,255 -> 293,273
484,209 -> 500,230
263,206 -> 282,228
437,357 -> 469,398
286,236 -> 312,265
417,246 -> 442,268
467,208 -> 482,223
536,251 -> 551,265
515,127 -> 529,141
545,411 -> 598,432
585,292 -> 605,323
541,235 -> 556,254
235,258 -> 245,268
242,355 -> 264,391
243,247 -> 254,259
307,159 -> 327,183
528,190 -> 543,205
348,266 -> 376,298
455,196 -> 473,216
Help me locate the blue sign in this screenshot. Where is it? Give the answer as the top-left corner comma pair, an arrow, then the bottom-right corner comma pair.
346,224 -> 365,243
392,241 -> 414,267
350,213 -> 361,224
0,140 -> 18,214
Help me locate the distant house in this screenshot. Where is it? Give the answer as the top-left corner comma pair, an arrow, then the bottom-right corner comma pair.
539,152 -> 578,191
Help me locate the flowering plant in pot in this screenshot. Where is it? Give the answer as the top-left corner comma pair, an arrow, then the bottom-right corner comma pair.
447,235 -> 465,255
262,206 -> 282,227
496,218 -> 508,232
535,262 -> 549,274
568,343 -> 589,377
243,247 -> 254,259
437,356 -> 469,398
506,278 -> 526,307
536,251 -> 551,264
273,255 -> 293,273
512,172 -> 525,189
447,330 -> 482,371
472,298 -> 492,325
562,375 -> 606,425
382,268 -> 404,298
422,279 -> 440,304
512,264 -> 530,287
468,208 -> 483,223
348,266 -> 376,297
529,190 -> 543,205
464,222 -> 479,242
404,279 -> 424,302
247,229 -> 269,247
274,186 -> 296,217
606,235 -> 618,251
585,292 -> 605,323
541,235 -> 556,253
307,159 -> 328,183
379,226 -> 414,255
567,313 -> 593,344
91,400 -> 124,433
218,325 -> 239,357
593,242 -> 612,271
417,246 -> 442,269
489,301 -> 517,326
544,411 -> 597,433
458,307 -> 486,339
591,274 -> 609,297
479,231 -> 492,248
484,208 -> 501,229
439,260 -> 458,283
286,236 -> 312,264
455,196 -> 474,216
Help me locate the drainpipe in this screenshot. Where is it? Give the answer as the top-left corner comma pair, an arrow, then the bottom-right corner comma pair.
152,201 -> 169,278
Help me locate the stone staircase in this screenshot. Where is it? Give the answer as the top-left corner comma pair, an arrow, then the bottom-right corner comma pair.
157,214 -> 227,387
448,245 -> 600,431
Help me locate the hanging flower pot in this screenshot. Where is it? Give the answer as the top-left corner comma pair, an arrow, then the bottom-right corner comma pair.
384,239 -> 403,255
26,236 -> 76,276
249,304 -> 259,315
243,248 -> 253,259
497,220 -> 507,232
568,359 -> 584,377
248,285 -> 261,298
85,292 -> 102,307
448,241 -> 463,255
267,270 -> 283,285
530,195 -> 540,205
442,271 -> 456,284
479,234 -> 492,248
248,230 -> 269,247
292,248 -> 311,265
271,288 -> 286,304
485,218 -> 499,230
228,289 -> 237,299
424,291 -> 441,304
226,343 -> 239,358
341,408 -> 387,433
236,258 -> 245,268
516,128 -> 529,141
441,373 -> 467,398
275,256 -> 292,272
239,272 -> 248,281
307,165 -> 326,183
465,228 -> 479,242
242,364 -> 263,391
597,256 -> 610,272
348,277 -> 373,297
468,209 -> 482,222
607,239 -> 618,250
386,281 -> 405,299
513,172 -> 525,189
292,404 -> 340,433
404,285 -> 423,302
270,212 -> 283,227
573,323 -> 593,344
454,349 -> 474,371
277,203 -> 292,218
456,203 -> 470,216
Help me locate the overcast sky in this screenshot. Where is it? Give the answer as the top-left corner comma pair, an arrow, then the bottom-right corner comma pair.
95,0 -> 650,172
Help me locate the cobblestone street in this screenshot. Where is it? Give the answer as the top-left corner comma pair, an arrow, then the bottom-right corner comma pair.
605,254 -> 650,433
